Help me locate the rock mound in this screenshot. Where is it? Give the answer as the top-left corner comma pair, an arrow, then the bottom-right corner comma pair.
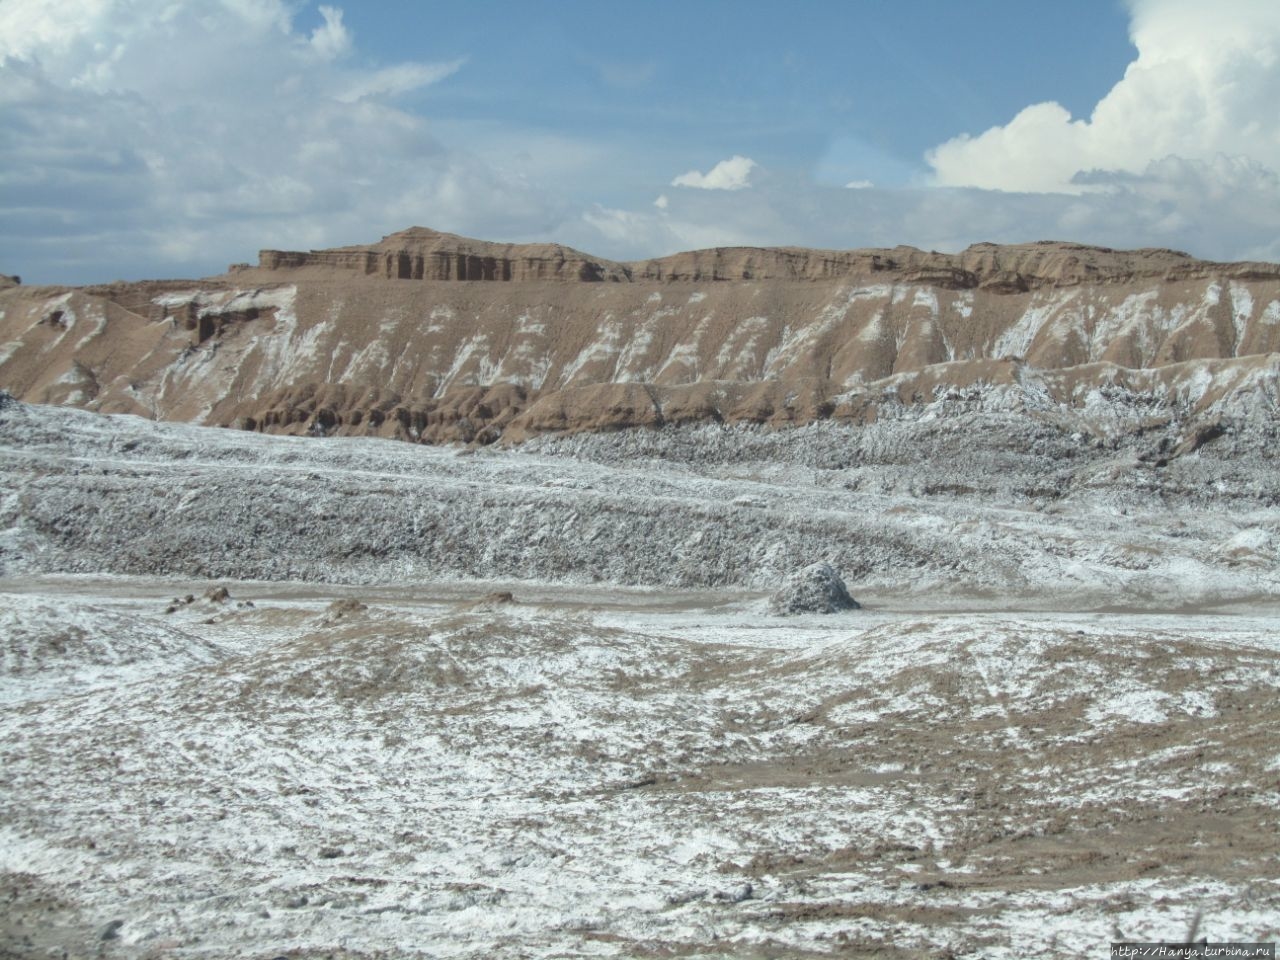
319,598 -> 369,626
467,591 -> 517,612
769,563 -> 860,616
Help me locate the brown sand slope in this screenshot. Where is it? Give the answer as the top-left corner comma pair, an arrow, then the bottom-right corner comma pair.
2,227 -> 1279,443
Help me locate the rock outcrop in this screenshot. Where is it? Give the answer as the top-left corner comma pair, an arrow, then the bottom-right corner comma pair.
251,229 -> 1280,288
318,599 -> 368,626
769,563 -> 861,615
255,227 -> 632,283
2,228 -> 1279,446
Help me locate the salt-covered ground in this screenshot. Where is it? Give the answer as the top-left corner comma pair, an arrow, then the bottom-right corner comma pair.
1,578 -> 1278,959
3,395 -> 1280,605
2,396 -> 1279,957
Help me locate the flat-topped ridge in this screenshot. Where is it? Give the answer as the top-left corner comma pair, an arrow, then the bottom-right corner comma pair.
248,228 -> 1280,288
256,226 -> 633,282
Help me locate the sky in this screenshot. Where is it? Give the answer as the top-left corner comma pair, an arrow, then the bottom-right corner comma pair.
2,0 -> 1280,283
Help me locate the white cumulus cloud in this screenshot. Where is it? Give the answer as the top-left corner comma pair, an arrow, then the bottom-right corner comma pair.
927,0 -> 1280,194
671,155 -> 757,190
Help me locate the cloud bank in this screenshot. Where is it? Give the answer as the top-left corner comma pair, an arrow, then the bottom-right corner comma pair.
0,0 -> 562,282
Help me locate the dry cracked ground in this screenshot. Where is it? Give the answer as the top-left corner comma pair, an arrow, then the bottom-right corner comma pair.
1,580 -> 1278,959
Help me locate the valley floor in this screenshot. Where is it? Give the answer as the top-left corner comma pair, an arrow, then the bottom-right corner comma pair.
2,576 -> 1278,959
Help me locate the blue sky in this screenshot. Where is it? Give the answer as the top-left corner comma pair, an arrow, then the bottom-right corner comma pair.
2,0 -> 1279,283
361,1 -> 1134,187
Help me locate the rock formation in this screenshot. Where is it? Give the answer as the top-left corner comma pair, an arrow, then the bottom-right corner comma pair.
255,227 -> 632,282
1,228 -> 1279,445
319,599 -> 368,626
251,228 -> 1280,287
769,563 -> 861,615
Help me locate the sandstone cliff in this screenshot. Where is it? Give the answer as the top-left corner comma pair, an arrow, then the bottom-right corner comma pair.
250,227 -> 1280,287
252,227 -> 632,282
1,228 -> 1278,445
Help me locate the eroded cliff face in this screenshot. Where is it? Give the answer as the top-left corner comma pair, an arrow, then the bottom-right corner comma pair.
252,227 -> 633,282
251,228 -> 1280,287
1,228 -> 1279,445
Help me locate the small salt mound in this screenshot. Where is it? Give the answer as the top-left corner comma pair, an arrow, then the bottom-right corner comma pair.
769,562 -> 860,615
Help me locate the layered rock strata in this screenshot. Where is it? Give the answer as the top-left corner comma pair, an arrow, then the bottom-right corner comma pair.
1,228 -> 1278,445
